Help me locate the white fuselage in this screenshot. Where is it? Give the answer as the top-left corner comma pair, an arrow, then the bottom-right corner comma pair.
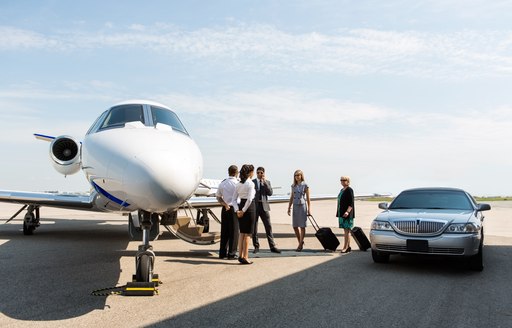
81,103 -> 203,213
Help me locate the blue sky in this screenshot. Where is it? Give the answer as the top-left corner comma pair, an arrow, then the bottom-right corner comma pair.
1,0 -> 512,197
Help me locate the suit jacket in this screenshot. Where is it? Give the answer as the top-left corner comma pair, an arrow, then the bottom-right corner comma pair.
253,178 -> 273,212
336,186 -> 355,218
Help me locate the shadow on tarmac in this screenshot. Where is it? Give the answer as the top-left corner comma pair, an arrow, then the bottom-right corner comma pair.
0,218 -> 128,321
1,217 -> 511,328
150,243 -> 512,328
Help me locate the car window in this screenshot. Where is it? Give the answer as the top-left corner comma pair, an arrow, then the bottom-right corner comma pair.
389,190 -> 473,210
99,105 -> 145,130
151,106 -> 188,135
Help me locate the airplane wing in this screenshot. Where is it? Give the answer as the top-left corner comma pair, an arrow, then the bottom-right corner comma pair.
0,190 -> 94,210
187,192 -> 390,209
186,194 -> 338,209
193,178 -> 222,196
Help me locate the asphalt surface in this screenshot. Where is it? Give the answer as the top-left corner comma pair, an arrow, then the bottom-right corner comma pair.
0,200 -> 511,327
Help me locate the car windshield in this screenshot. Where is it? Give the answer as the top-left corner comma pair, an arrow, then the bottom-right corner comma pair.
389,190 -> 474,210
100,104 -> 145,130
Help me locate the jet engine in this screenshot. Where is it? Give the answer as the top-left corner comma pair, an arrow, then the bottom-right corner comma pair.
50,135 -> 81,176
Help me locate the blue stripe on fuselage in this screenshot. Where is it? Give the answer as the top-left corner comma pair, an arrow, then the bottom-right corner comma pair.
91,181 -> 130,207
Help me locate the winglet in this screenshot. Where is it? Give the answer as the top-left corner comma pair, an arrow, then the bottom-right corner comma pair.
34,133 -> 55,142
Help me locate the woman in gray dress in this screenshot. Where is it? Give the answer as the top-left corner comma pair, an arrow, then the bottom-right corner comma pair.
287,169 -> 311,251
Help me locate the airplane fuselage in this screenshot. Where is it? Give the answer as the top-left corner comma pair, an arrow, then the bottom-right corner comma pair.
81,100 -> 203,213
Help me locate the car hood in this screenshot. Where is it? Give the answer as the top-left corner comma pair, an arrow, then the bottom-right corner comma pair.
375,209 -> 474,224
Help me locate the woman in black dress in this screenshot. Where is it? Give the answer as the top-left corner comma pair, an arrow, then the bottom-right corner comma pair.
233,164 -> 256,264
337,176 -> 355,253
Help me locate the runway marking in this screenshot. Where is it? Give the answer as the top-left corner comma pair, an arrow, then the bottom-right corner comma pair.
98,222 -> 127,226
0,239 -> 8,246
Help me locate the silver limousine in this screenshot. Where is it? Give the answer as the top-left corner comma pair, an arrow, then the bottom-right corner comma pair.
369,187 -> 491,271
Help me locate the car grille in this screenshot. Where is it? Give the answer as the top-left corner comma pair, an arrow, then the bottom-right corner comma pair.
376,244 -> 464,255
392,220 -> 446,235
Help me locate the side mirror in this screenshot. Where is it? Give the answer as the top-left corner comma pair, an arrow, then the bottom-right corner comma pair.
378,202 -> 389,210
476,203 -> 491,211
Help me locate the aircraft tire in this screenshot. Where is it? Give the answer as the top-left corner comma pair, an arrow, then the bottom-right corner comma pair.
136,254 -> 152,282
23,220 -> 35,235
23,213 -> 36,235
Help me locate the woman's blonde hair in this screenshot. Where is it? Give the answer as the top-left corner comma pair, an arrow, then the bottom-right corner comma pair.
341,176 -> 350,185
293,169 -> 305,185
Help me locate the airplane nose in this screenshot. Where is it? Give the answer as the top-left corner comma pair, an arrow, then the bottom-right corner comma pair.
123,147 -> 203,212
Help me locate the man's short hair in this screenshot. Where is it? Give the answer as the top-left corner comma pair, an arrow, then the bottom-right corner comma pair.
256,166 -> 265,173
228,165 -> 238,176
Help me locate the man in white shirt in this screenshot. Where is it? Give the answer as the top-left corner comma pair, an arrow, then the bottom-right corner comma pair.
216,165 -> 239,259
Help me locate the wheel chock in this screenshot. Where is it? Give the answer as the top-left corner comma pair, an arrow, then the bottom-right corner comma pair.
124,274 -> 161,296
123,282 -> 158,296
91,274 -> 161,296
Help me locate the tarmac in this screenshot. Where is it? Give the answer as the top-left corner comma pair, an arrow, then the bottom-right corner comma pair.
0,200 -> 511,327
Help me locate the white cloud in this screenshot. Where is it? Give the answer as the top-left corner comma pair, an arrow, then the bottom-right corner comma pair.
0,81 -> 119,101
129,24 -> 146,31
0,26 -> 60,50
3,24 -> 512,79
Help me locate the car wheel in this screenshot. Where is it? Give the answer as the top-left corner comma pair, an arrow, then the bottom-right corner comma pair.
468,241 -> 483,271
372,249 -> 390,263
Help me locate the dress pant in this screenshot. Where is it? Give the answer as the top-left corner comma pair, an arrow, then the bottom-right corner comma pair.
219,207 -> 239,257
252,204 -> 276,249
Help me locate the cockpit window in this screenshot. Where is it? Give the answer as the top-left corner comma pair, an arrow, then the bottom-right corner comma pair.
151,106 -> 188,135
100,105 -> 145,130
86,110 -> 108,135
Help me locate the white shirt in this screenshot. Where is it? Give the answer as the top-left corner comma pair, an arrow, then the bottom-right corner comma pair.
233,179 -> 256,212
216,176 -> 238,206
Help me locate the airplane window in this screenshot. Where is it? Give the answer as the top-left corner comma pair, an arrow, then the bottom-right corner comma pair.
100,105 -> 145,130
151,106 -> 188,135
86,110 -> 108,135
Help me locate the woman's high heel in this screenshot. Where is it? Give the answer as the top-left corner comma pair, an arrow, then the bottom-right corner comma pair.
240,257 -> 253,264
296,241 -> 304,252
341,247 -> 352,253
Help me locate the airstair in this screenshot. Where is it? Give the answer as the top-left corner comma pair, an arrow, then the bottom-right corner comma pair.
163,204 -> 221,245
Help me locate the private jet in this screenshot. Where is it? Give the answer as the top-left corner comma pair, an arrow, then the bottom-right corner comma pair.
0,100 -> 226,286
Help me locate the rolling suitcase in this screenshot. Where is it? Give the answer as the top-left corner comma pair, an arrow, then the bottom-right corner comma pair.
351,226 -> 371,251
308,215 -> 340,251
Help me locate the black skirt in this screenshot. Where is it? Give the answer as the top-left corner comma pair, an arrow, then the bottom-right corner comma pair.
238,198 -> 255,234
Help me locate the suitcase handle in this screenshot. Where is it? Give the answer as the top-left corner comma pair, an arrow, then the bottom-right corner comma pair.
307,214 -> 320,231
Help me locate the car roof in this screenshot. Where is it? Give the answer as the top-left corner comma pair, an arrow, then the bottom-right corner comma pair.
401,187 -> 466,193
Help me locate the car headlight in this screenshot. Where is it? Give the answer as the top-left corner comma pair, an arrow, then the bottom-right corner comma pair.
371,220 -> 393,231
445,223 -> 480,233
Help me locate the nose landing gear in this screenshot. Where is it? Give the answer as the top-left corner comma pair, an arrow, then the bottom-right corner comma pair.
125,211 -> 161,296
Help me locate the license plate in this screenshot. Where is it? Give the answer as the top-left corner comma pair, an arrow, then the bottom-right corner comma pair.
407,239 -> 429,253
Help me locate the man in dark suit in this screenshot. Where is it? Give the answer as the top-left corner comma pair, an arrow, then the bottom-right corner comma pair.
252,167 -> 281,253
